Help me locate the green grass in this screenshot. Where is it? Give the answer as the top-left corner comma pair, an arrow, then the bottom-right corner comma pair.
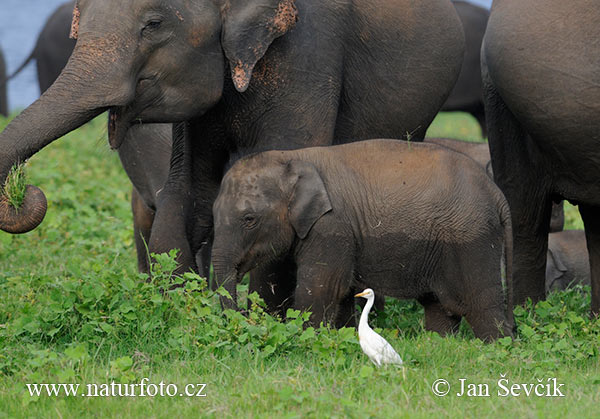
0,112 -> 596,417
426,111 -> 485,142
2,164 -> 27,210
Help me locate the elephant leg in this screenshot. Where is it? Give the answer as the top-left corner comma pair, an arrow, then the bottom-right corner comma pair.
418,296 -> 461,336
149,121 -> 226,277
483,70 -> 552,306
579,204 -> 600,316
149,191 -> 196,275
334,291 -> 357,328
508,194 -> 552,306
195,240 -> 213,283
148,122 -> 196,274
294,269 -> 343,327
293,243 -> 355,327
131,187 -> 155,274
465,306 -> 512,342
248,258 -> 297,317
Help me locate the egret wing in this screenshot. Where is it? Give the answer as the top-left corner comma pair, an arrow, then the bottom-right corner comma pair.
376,334 -> 403,365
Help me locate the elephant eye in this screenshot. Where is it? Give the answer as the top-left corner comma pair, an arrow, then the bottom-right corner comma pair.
142,19 -> 163,35
242,214 -> 257,228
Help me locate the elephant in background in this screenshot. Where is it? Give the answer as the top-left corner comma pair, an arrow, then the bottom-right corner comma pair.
0,47 -> 7,116
483,0 -> 600,315
546,230 -> 590,293
4,1 -> 76,94
0,0 -> 465,295
211,140 -> 514,340
424,137 -> 565,233
441,0 -> 489,137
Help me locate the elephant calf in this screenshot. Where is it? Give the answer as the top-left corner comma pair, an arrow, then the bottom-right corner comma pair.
211,139 -> 514,341
546,230 -> 590,293
425,137 -> 565,232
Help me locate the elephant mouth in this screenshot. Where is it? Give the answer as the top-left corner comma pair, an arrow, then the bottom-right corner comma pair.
108,107 -> 134,150
107,77 -> 161,149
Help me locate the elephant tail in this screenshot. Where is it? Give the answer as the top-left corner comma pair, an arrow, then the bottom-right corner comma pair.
0,49 -> 36,89
499,196 -> 515,335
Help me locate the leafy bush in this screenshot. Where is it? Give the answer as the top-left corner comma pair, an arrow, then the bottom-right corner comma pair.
0,250 -> 362,380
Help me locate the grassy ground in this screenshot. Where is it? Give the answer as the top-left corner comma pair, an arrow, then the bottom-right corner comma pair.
0,112 -> 597,417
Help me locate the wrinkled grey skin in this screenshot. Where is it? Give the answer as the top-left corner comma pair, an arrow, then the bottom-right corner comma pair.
546,230 -> 590,293
424,138 -> 491,171
441,1 -> 489,137
118,123 -> 171,273
483,0 -> 600,315
212,140 -> 514,341
0,48 -> 7,117
0,0 -> 466,290
4,2 -> 76,94
424,138 -> 565,232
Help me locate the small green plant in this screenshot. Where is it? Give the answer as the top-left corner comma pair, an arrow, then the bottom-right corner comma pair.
2,163 -> 27,210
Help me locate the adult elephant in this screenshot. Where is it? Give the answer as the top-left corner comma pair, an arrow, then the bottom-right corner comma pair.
2,1 -> 171,273
0,0 -> 464,293
482,0 -> 600,315
0,47 -> 7,116
5,2 -> 76,94
441,0 -> 489,137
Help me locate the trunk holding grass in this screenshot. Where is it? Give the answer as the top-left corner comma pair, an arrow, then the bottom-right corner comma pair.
0,185 -> 47,234
0,35 -> 132,234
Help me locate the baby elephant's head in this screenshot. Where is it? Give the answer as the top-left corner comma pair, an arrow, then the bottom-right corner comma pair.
211,153 -> 332,287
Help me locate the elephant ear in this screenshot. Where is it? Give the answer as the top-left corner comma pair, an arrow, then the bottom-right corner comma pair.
286,160 -> 332,239
70,2 -> 80,40
220,0 -> 298,92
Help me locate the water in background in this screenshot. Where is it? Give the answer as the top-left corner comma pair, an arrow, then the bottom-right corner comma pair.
0,0 -> 68,111
467,0 -> 493,9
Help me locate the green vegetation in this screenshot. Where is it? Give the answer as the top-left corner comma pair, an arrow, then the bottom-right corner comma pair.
2,163 -> 27,210
0,113 -> 596,417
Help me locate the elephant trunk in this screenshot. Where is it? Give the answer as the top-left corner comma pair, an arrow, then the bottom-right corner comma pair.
0,185 -> 47,234
212,256 -> 240,310
0,35 -> 135,234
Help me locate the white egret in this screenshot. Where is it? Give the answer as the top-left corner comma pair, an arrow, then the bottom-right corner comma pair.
355,288 -> 403,367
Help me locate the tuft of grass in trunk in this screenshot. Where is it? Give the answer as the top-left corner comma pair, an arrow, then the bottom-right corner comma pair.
2,164 -> 27,210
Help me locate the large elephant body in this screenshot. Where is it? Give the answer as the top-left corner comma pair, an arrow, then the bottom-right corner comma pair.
483,0 -> 600,314
4,2 -> 76,94
0,0 -> 464,290
441,0 -> 489,136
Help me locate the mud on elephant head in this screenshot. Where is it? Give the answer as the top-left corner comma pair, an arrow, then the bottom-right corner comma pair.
0,0 -> 299,234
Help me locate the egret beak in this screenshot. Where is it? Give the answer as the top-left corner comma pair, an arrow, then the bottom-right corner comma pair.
354,291 -> 368,298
